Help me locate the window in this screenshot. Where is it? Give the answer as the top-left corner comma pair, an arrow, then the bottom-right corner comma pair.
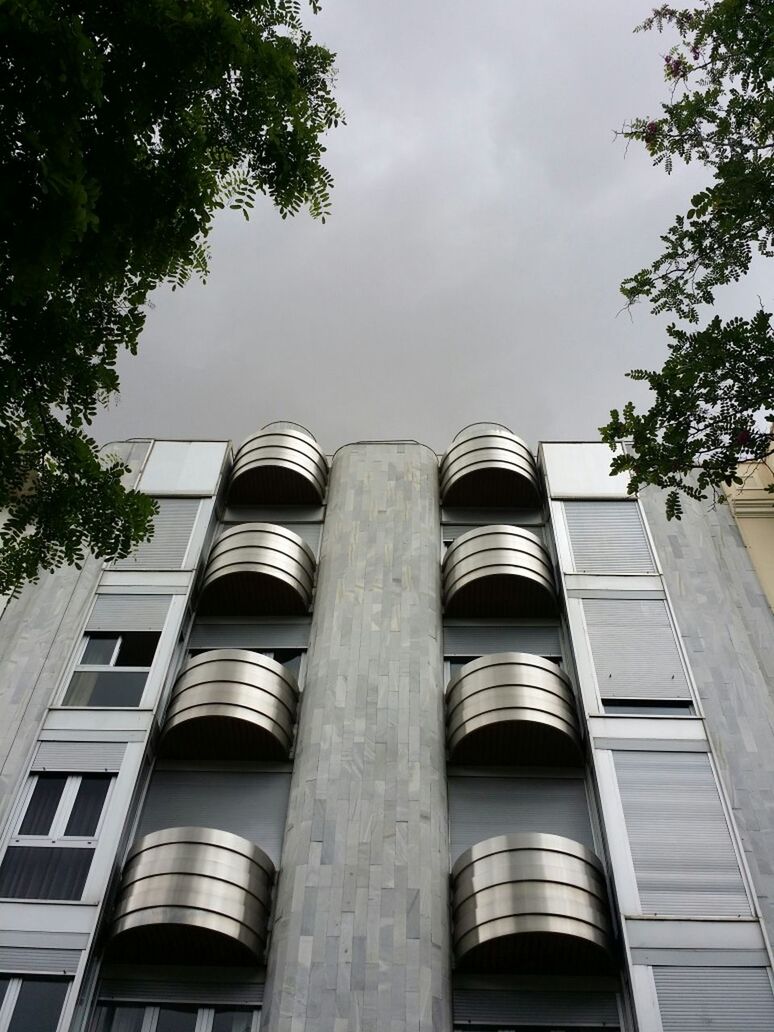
63,632 -> 160,706
0,977 -> 68,1032
0,773 -> 112,899
91,1003 -> 260,1032
602,699 -> 695,716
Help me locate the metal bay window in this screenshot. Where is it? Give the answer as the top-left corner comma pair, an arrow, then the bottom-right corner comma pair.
63,632 -> 160,707
0,772 -> 112,899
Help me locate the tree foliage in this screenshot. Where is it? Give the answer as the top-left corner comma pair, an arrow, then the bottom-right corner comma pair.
600,1 -> 774,516
0,0 -> 341,594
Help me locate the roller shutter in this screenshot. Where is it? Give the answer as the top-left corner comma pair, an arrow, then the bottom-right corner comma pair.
114,498 -> 201,570
564,501 -> 656,574
582,598 -> 691,701
614,751 -> 751,916
87,595 -> 172,632
444,623 -> 561,657
136,770 -> 291,865
654,966 -> 774,1031
453,987 -> 619,1026
448,775 -> 593,862
33,741 -> 126,772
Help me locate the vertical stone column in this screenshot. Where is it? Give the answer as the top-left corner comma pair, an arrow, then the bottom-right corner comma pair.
263,443 -> 452,1032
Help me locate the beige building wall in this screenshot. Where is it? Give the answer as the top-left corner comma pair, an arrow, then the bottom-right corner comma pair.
724,457 -> 774,609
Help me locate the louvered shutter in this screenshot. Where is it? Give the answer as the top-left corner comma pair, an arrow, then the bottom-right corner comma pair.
188,620 -> 311,650
614,751 -> 751,916
443,623 -> 561,657
114,498 -> 201,570
33,741 -> 126,772
0,948 -> 81,975
582,598 -> 691,700
99,978 -> 264,1006
136,770 -> 291,865
654,967 -> 774,1031
448,776 -> 593,862
453,988 -> 619,1026
564,501 -> 656,574
87,595 -> 172,632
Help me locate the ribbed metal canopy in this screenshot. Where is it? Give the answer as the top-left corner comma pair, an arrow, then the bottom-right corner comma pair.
198,523 -> 315,616
441,423 -> 542,508
229,422 -> 328,505
442,525 -> 557,617
109,827 -> 275,965
451,833 -> 614,974
160,649 -> 299,760
446,653 -> 582,765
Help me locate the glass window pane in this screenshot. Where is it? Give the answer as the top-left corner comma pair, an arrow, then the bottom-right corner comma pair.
18,775 -> 67,835
0,845 -> 94,899
82,636 -> 120,665
63,670 -> 147,707
115,632 -> 159,667
602,700 -> 694,716
65,775 -> 111,836
156,1006 -> 198,1032
91,1003 -> 145,1032
8,978 -> 68,1032
213,1008 -> 255,1032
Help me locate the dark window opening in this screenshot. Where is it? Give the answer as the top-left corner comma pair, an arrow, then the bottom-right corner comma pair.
18,775 -> 67,836
7,978 -> 68,1032
65,775 -> 111,836
0,845 -> 94,899
602,699 -> 694,716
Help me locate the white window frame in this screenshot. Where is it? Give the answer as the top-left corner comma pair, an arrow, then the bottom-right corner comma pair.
0,773 -> 115,901
60,633 -> 157,708
0,975 -> 70,1032
93,1002 -> 261,1032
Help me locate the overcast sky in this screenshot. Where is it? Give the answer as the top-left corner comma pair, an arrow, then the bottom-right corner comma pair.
91,2 -> 767,456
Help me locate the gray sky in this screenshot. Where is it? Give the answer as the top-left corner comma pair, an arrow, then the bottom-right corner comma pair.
91,1 -> 767,456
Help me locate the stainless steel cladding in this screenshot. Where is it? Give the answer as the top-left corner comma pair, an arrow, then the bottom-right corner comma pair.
198,523 -> 316,615
451,833 -> 613,973
228,422 -> 328,505
442,526 -> 557,616
441,423 -> 542,507
446,653 -> 581,765
109,827 -> 276,964
160,649 -> 299,760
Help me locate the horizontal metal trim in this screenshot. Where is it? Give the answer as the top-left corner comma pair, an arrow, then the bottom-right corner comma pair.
631,948 -> 771,966
441,425 -> 541,507
229,426 -> 328,505
594,738 -> 709,752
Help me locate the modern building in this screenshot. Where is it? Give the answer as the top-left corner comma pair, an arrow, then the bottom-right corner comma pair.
722,446 -> 774,610
0,421 -> 773,1032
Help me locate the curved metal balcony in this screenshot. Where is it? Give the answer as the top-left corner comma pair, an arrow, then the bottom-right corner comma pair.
441,423 -> 541,507
446,653 -> 581,766
442,525 -> 557,616
198,523 -> 315,616
228,422 -> 328,505
451,833 -> 613,973
160,649 -> 299,760
109,827 -> 275,964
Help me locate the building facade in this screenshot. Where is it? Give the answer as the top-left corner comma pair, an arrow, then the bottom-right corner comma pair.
0,422 -> 772,1032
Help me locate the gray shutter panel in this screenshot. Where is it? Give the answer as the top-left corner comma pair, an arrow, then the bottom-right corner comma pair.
189,620 -> 311,650
99,977 -> 264,1006
444,623 -> 561,657
114,498 -> 201,570
614,751 -> 751,916
136,770 -> 291,865
654,967 -> 774,1031
448,776 -> 593,863
452,988 -> 619,1025
564,501 -> 656,574
0,947 -> 81,975
281,523 -> 321,552
582,598 -> 691,700
87,595 -> 172,632
33,741 -> 126,772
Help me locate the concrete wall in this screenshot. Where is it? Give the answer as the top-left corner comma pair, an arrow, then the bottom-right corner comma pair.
640,486 -> 774,945
0,441 -> 149,830
263,443 -> 452,1032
